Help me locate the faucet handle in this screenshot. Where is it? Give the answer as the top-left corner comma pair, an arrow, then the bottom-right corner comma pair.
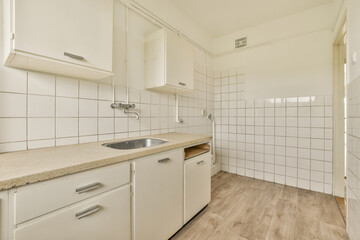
127,104 -> 136,109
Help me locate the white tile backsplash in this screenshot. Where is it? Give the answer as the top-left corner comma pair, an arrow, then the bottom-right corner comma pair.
347,75 -> 360,239
215,67 -> 333,194
0,66 -> 213,153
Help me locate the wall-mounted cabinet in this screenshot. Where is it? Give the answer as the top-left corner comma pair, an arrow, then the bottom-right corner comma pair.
2,0 -> 114,81
145,28 -> 194,93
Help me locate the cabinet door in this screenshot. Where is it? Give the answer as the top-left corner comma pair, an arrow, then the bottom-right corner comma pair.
134,149 -> 183,240
14,186 -> 131,240
166,30 -> 194,90
13,0 -> 113,71
184,152 -> 211,223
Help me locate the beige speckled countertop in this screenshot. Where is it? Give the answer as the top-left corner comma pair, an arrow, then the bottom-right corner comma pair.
0,133 -> 211,191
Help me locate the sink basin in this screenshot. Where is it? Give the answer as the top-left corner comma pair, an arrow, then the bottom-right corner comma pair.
102,138 -> 168,150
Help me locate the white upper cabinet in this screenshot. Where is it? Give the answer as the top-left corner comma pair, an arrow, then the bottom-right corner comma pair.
145,28 -> 194,93
2,0 -> 113,81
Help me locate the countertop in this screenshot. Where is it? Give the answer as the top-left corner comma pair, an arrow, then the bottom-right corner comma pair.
0,133 -> 212,191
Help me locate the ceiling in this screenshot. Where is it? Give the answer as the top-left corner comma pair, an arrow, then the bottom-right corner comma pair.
168,0 -> 333,37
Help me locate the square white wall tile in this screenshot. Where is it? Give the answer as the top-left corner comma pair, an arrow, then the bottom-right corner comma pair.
79,80 -> 98,99
28,72 -> 55,96
79,118 -> 98,136
0,118 -> 27,143
98,101 -> 114,117
98,84 -> 113,101
56,97 -> 78,117
0,66 -> 27,93
0,93 -> 27,117
99,118 -> 114,134
56,76 -> 78,98
28,95 -> 55,117
28,118 -> 55,140
56,118 -> 78,138
79,99 -> 98,117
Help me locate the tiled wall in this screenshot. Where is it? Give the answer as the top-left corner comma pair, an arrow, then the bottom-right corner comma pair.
347,76 -> 360,239
214,68 -> 333,194
0,64 -> 214,153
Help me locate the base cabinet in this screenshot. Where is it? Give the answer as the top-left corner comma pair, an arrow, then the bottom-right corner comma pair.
0,144 -> 212,240
133,149 -> 183,240
184,152 -> 211,223
14,186 -> 131,240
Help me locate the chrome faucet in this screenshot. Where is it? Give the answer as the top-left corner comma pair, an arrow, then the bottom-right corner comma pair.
111,103 -> 140,120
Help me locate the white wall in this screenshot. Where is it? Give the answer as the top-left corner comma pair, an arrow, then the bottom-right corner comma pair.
346,0 -> 360,239
212,1 -> 341,99
131,0 -> 212,51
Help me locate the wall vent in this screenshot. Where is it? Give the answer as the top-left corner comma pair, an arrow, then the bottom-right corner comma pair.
235,37 -> 247,48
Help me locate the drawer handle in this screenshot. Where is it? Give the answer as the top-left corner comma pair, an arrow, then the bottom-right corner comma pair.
158,158 -> 170,163
178,82 -> 186,86
197,160 -> 205,165
76,182 -> 101,194
64,52 -> 85,61
76,205 -> 101,220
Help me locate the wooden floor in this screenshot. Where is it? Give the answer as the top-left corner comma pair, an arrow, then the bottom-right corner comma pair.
172,171 -> 348,240
335,197 -> 346,223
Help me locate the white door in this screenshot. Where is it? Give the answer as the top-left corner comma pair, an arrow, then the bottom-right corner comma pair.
13,0 -> 113,71
14,186 -> 131,240
184,152 -> 211,223
133,149 -> 183,240
166,30 -> 194,90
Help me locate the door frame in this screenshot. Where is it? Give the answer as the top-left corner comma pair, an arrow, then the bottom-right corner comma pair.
332,18 -> 347,198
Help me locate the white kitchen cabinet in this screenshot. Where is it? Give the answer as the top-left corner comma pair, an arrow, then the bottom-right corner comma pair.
0,191 -> 9,240
2,0 -> 113,81
184,152 -> 211,223
145,28 -> 194,93
133,149 -> 183,240
15,162 -> 130,224
14,186 -> 131,240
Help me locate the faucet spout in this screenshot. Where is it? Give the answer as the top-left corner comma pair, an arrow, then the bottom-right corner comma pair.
123,108 -> 140,120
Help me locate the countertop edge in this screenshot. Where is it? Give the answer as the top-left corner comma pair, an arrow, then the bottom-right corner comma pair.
0,135 -> 212,191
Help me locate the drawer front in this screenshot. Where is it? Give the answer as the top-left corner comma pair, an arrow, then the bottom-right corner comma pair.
15,186 -> 130,240
184,152 -> 211,223
15,162 -> 130,224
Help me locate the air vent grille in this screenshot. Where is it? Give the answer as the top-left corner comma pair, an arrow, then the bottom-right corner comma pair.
235,37 -> 247,48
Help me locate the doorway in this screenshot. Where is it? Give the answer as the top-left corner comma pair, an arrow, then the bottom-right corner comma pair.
333,18 -> 347,221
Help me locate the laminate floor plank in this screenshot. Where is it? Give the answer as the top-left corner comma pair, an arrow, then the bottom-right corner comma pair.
171,171 -> 348,240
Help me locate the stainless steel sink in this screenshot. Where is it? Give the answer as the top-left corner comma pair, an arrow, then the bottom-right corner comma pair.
102,138 -> 168,150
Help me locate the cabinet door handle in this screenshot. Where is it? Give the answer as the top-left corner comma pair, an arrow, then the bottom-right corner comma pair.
178,82 -> 186,86
64,52 -> 85,60
76,205 -> 101,220
158,158 -> 170,163
197,160 -> 205,165
76,182 -> 101,194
